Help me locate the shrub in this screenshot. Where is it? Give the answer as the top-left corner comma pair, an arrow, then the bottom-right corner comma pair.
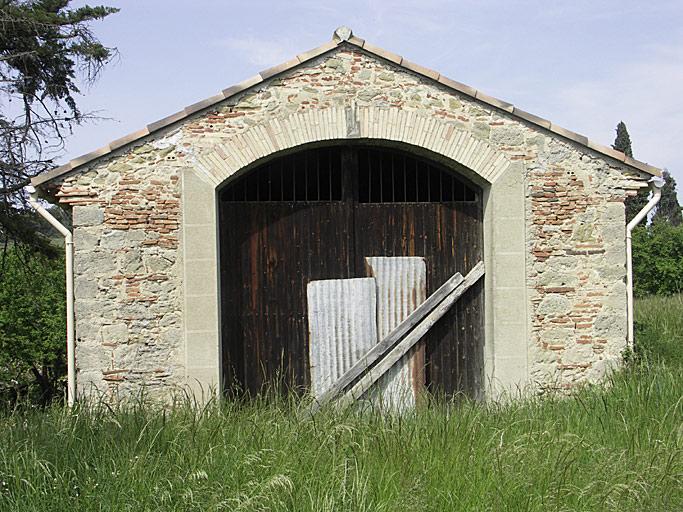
632,222 -> 683,296
0,249 -> 66,406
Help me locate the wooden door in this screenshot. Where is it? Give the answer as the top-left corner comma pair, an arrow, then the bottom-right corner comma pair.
353,148 -> 484,397
220,148 -> 352,394
219,144 -> 483,398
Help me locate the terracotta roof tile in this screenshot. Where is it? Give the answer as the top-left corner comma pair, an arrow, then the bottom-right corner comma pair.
437,75 -> 478,98
32,25 -> 660,187
401,59 -> 440,81
361,41 -> 403,65
184,93 -> 227,116
221,75 -> 262,98
69,145 -> 111,167
549,123 -> 589,147
146,110 -> 187,133
511,108 -> 551,129
109,128 -> 150,151
474,91 -> 514,113
587,140 -> 627,162
259,57 -> 301,80
296,40 -> 338,62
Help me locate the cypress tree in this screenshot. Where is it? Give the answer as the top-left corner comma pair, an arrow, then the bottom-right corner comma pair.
652,169 -> 682,226
615,122 -> 648,221
613,121 -> 633,158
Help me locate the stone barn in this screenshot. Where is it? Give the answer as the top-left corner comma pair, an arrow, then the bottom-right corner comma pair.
31,27 -> 661,405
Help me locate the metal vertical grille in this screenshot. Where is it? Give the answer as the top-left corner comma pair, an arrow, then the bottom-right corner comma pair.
221,146 -> 477,203
357,147 -> 477,203
221,147 -> 343,202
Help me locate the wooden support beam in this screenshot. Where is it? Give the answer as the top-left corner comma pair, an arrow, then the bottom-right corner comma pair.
307,261 -> 485,413
337,261 -> 485,408
307,270 -> 465,413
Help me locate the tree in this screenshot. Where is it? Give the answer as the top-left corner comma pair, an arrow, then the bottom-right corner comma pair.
652,169 -> 682,226
0,248 -> 65,404
0,0 -> 118,251
613,121 -> 633,158
0,1 -> 117,405
632,222 -> 683,296
614,121 -> 648,221
631,169 -> 683,297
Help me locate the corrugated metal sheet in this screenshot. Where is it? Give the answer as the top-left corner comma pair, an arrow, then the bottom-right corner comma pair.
307,278 -> 378,398
365,257 -> 427,411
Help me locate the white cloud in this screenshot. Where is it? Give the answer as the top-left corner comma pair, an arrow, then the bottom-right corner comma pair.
553,40 -> 683,181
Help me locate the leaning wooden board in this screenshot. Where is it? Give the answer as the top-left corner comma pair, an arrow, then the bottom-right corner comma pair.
337,262 -> 485,408
307,261 -> 484,413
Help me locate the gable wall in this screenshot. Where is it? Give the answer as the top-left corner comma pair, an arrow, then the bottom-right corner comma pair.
50,47 -> 647,401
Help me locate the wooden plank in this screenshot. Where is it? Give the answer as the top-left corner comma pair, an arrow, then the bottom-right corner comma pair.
337,261 -> 485,408
308,269 -> 466,412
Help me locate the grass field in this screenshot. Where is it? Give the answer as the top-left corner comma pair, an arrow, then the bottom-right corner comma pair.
0,297 -> 681,511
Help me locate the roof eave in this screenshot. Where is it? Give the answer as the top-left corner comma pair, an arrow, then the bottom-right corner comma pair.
32,26 -> 660,188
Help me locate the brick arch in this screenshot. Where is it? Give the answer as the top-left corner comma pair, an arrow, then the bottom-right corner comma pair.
193,106 -> 512,188
180,105 -> 524,400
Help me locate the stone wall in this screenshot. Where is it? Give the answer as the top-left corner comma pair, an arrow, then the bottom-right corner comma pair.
57,143 -> 184,399
527,139 -> 636,390
47,45 -> 648,400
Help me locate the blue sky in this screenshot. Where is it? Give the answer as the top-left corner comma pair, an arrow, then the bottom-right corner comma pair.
67,0 -> 683,185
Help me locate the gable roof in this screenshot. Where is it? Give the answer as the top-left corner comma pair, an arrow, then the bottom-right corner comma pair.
32,26 -> 660,187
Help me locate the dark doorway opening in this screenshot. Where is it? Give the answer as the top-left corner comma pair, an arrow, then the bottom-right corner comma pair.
219,144 -> 484,398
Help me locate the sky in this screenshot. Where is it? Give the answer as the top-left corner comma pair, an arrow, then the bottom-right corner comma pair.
66,0 -> 683,185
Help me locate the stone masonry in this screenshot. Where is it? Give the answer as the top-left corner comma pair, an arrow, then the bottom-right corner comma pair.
39,38 -> 650,401
58,145 -> 183,399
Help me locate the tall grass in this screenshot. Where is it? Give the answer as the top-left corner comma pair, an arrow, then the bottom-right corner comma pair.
0,297 -> 681,511
634,293 -> 683,367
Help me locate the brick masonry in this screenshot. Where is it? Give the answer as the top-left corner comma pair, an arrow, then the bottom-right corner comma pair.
45,46 -> 649,400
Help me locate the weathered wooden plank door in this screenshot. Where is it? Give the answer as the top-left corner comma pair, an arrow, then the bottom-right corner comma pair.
219,144 -> 483,398
353,147 -> 484,398
220,149 -> 353,394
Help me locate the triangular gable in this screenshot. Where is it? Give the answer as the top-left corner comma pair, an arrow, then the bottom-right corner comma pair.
32,26 -> 660,187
